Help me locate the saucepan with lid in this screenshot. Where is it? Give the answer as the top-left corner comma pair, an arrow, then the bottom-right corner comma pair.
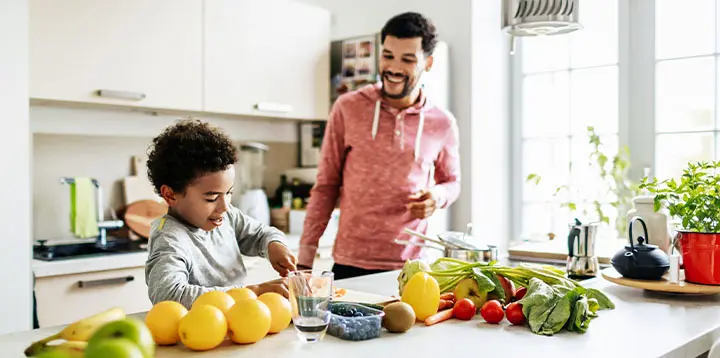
395,224 -> 498,263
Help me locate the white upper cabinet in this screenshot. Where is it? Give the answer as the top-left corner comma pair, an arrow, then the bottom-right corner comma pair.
29,0 -> 203,111
203,0 -> 331,120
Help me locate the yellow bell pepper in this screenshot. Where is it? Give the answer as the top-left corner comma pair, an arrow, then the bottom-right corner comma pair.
400,272 -> 440,321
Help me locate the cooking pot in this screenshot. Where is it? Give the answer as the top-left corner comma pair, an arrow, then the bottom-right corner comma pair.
396,228 -> 498,263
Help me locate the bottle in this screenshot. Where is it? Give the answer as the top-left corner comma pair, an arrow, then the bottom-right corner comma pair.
627,195 -> 672,254
273,175 -> 292,209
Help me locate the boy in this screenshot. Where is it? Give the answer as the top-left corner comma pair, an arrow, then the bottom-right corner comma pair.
144,119 -> 297,309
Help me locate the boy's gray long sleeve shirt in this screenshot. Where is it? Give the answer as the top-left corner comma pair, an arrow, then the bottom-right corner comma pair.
145,205 -> 287,309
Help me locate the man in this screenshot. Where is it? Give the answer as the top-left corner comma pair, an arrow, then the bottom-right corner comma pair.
298,12 -> 461,279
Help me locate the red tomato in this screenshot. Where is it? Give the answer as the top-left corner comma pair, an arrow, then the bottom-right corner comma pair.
452,298 -> 476,321
480,300 -> 504,324
505,302 -> 526,326
514,287 -> 527,301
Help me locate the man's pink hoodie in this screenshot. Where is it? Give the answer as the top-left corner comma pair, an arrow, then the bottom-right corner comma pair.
298,82 -> 461,270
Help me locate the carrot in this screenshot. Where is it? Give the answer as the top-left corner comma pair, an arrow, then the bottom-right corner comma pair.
440,292 -> 455,301
333,287 -> 347,298
425,308 -> 454,326
438,299 -> 453,311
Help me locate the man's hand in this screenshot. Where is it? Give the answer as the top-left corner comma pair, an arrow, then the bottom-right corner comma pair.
248,278 -> 289,298
268,241 -> 297,277
407,189 -> 437,219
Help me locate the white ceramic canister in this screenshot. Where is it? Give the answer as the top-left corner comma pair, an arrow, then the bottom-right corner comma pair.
626,195 -> 672,254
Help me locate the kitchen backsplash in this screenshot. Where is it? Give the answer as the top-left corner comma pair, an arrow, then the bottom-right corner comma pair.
32,133 -> 298,242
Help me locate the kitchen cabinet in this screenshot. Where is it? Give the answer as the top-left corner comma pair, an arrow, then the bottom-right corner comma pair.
29,0 -> 203,111
203,0 -> 331,120
34,266 -> 151,328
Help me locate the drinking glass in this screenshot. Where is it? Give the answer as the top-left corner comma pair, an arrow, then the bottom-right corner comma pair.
288,269 -> 334,343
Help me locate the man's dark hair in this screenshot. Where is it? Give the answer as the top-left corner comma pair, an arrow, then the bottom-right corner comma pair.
146,118 -> 237,194
381,12 -> 438,56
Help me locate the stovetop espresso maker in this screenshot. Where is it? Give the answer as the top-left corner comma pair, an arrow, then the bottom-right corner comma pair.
567,218 -> 600,278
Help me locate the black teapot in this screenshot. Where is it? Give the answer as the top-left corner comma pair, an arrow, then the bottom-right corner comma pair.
611,217 -> 670,280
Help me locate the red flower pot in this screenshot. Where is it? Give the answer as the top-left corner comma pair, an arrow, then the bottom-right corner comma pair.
677,231 -> 720,285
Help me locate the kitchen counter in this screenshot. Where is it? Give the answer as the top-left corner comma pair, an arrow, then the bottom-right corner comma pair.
5,269 -> 720,358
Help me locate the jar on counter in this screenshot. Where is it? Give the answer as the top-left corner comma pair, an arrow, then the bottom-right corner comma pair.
627,195 -> 672,254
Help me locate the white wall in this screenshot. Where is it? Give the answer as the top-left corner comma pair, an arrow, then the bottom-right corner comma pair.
471,1 -> 512,254
296,0 -> 513,249
0,0 -> 33,334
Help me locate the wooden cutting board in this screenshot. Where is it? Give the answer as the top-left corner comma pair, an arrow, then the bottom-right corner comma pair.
333,288 -> 399,305
124,199 -> 168,239
602,267 -> 720,295
123,156 -> 163,205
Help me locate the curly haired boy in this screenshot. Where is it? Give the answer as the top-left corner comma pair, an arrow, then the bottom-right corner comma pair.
144,118 -> 296,308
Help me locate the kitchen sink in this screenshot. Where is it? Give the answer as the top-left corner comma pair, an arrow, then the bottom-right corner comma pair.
33,238 -> 147,261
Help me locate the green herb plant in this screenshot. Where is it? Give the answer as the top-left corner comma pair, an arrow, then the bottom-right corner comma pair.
526,126 -> 640,237
639,161 -> 720,233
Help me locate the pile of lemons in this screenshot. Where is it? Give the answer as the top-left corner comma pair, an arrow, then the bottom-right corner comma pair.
144,288 -> 292,351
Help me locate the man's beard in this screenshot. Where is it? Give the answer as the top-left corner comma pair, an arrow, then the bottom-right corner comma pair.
381,71 -> 420,99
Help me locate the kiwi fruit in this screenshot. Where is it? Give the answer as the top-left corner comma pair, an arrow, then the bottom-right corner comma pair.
382,302 -> 416,333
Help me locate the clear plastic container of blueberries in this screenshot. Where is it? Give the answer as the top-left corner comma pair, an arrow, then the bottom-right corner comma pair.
326,302 -> 385,341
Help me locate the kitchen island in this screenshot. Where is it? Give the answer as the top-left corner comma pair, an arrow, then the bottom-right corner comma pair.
3,269 -> 720,358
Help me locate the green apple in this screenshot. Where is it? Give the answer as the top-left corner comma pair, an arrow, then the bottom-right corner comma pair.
453,277 -> 488,311
87,318 -> 154,358
85,339 -> 143,358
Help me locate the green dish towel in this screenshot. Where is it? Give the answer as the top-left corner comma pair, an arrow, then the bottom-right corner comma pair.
70,177 -> 99,238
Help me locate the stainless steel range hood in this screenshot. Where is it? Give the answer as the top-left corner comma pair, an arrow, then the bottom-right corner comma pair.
502,0 -> 582,54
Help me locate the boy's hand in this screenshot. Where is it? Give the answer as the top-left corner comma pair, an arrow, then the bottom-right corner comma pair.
248,278 -> 289,298
268,241 -> 297,277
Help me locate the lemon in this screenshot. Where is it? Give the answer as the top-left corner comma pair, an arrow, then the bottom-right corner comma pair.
227,287 -> 257,302
192,291 -> 235,315
145,301 -> 188,345
178,304 -> 228,351
226,299 -> 271,344
258,292 -> 292,333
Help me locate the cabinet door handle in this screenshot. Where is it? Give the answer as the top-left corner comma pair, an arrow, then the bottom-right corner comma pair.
77,276 -> 134,288
254,102 -> 292,113
95,89 -> 146,101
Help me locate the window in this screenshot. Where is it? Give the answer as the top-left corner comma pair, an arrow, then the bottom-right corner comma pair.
512,0 -> 720,247
514,0 -> 620,242
654,0 -> 718,180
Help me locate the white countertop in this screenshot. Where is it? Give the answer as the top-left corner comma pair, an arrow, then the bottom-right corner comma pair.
32,233 -> 333,278
8,269 -> 720,358
32,252 -> 149,278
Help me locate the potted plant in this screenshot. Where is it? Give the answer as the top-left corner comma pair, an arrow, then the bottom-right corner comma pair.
526,126 -> 641,238
639,161 -> 720,285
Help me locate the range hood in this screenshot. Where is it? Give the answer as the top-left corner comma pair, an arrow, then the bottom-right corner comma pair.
502,0 -> 582,54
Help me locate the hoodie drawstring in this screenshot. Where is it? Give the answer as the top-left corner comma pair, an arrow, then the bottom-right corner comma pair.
415,111 -> 425,160
372,100 -> 380,140
371,99 -> 425,160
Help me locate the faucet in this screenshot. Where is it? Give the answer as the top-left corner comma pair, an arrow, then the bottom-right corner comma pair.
60,177 -> 124,247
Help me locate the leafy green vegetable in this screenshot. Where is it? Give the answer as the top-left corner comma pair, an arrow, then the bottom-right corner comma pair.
518,278 -> 562,334
485,271 -> 507,303
540,288 -> 582,335
472,267 -> 497,294
518,277 -> 612,336
587,288 -> 615,309
566,296 -> 591,333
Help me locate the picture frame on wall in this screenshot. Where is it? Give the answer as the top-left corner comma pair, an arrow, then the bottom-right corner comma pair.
297,121 -> 326,168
